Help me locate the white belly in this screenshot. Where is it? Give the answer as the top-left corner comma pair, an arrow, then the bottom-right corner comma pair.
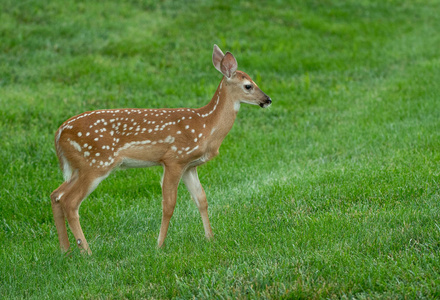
119,158 -> 160,169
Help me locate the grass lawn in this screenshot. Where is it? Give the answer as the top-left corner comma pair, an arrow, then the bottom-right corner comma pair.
1,0 -> 440,298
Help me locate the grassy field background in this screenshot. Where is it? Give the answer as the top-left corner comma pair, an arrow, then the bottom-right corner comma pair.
1,0 -> 440,298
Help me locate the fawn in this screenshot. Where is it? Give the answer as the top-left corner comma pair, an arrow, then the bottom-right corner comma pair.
50,45 -> 272,253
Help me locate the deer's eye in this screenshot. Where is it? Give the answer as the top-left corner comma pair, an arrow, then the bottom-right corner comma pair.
244,84 -> 252,90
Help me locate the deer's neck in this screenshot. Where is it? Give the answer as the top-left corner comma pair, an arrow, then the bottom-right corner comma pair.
196,78 -> 238,150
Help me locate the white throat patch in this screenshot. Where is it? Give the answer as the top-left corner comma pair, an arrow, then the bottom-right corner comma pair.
234,101 -> 241,112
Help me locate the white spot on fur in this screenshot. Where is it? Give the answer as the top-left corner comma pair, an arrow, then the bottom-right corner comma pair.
164,136 -> 175,143
187,145 -> 199,155
69,140 -> 82,152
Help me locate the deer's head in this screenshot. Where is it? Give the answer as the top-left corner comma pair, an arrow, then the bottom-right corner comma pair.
212,45 -> 272,109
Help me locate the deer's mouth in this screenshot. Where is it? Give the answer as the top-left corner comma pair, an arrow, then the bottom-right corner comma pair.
259,98 -> 272,108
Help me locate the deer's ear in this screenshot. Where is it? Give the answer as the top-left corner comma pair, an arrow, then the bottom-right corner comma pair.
220,52 -> 237,79
212,44 -> 225,73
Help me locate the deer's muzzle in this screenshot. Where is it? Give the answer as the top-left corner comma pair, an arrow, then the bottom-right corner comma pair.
259,97 -> 272,108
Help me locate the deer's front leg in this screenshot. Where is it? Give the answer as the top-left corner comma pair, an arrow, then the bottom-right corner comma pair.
157,165 -> 183,248
182,167 -> 213,240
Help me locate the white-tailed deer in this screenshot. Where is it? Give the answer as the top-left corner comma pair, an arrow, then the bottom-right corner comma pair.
50,45 -> 272,253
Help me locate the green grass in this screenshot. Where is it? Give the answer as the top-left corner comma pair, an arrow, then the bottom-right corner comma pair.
1,0 -> 440,298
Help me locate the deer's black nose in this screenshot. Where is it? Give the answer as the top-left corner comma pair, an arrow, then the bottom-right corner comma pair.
259,97 -> 272,108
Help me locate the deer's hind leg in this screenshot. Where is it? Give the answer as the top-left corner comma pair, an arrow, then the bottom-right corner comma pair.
51,181 -> 71,252
52,171 -> 109,254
